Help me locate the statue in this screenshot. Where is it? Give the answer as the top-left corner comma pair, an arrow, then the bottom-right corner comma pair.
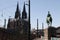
46,11 -> 52,26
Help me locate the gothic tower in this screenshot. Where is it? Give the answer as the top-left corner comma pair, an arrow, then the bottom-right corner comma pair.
7,18 -> 10,29
15,2 -> 20,19
22,2 -> 27,19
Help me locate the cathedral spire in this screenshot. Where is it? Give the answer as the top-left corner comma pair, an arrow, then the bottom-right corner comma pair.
16,2 -> 19,12
22,2 -> 27,19
15,2 -> 20,19
23,2 -> 26,12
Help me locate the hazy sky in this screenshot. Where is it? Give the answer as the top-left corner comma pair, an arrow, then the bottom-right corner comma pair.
0,0 -> 60,29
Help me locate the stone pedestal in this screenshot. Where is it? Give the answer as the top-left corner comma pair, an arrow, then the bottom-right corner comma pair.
44,29 -> 48,40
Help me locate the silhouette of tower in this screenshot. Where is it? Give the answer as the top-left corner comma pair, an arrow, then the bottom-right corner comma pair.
22,2 -> 27,19
4,19 -> 6,28
15,2 -> 20,19
7,18 -> 10,28
37,19 -> 38,37
42,23 -> 44,36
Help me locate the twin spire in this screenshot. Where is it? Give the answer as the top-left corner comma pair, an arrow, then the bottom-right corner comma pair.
15,2 -> 20,19
15,2 -> 27,19
22,2 -> 27,19
16,2 -> 19,12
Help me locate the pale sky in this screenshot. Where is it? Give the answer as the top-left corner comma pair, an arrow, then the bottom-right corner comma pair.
0,0 -> 60,29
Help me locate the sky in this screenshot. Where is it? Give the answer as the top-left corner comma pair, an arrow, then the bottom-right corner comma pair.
0,0 -> 60,29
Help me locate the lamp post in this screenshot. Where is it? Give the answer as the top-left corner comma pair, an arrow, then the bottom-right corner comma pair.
25,0 -> 31,40
28,0 -> 31,40
26,0 -> 31,40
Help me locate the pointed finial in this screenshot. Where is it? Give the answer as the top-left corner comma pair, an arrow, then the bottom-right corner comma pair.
15,1 -> 20,19
24,2 -> 25,5
16,1 -> 19,11
22,2 -> 27,19
23,2 -> 26,12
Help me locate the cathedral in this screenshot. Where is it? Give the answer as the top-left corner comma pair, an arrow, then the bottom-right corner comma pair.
7,2 -> 29,35
7,2 -> 29,40
0,2 -> 29,40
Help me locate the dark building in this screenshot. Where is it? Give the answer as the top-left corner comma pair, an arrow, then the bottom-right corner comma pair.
7,2 -> 28,34
0,2 -> 29,40
7,2 -> 29,39
48,26 -> 60,40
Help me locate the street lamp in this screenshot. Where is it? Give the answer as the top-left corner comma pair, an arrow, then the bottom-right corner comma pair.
25,0 -> 31,40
